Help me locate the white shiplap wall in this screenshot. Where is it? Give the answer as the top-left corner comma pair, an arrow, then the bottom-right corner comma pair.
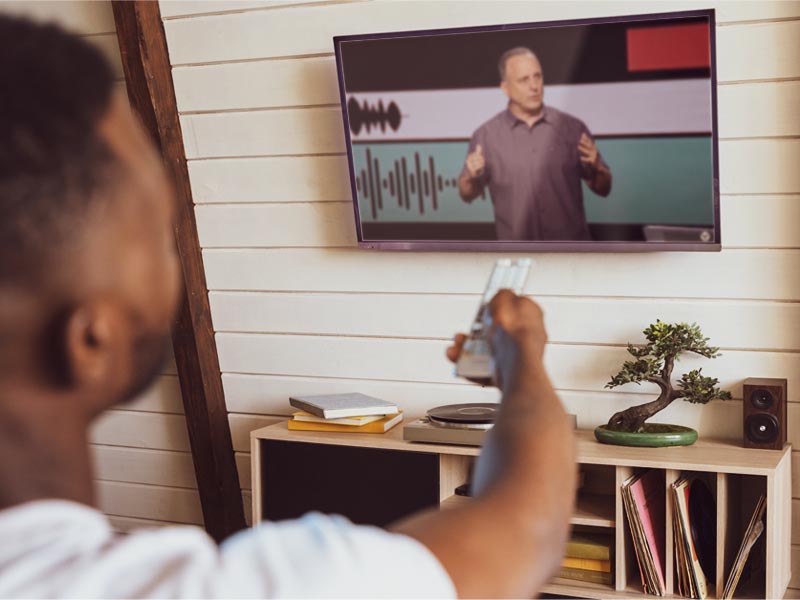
160,0 -> 799,589
0,0 -> 202,532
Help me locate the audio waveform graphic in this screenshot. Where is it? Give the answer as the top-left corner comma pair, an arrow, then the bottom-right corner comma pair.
347,97 -> 402,135
355,148 -> 487,219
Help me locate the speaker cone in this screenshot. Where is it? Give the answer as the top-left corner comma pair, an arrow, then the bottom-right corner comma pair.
745,414 -> 779,443
750,388 -> 774,410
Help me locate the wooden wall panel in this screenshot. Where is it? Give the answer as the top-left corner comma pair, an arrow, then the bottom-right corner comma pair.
195,195 -> 800,249
718,80 -> 800,138
160,0 -> 329,19
722,196 -> 800,248
180,107 -> 344,159
196,203 -> 355,248
161,0 -> 800,22
174,55 -> 338,113
716,20 -> 800,82
91,410 -> 191,452
162,3 -> 800,66
228,414 -> 283,452
235,452 -> 251,490
188,155 -> 351,204
201,248 -> 800,300
719,140 -> 800,194
208,293 -> 800,350
92,445 -> 197,488
108,515 -> 177,532
123,375 -> 184,414
795,453 -> 800,497
795,500 -> 800,548
215,333 -> 800,402
97,480 -> 203,524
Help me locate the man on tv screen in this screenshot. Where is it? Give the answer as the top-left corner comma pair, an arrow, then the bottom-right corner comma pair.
458,47 -> 613,241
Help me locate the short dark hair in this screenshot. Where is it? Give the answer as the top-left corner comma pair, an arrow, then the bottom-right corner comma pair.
0,14 -> 117,288
498,47 -> 538,81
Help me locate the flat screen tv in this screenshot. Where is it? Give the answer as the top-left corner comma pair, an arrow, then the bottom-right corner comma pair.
334,9 -> 720,252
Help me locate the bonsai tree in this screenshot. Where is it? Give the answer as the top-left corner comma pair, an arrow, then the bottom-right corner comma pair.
606,320 -> 732,433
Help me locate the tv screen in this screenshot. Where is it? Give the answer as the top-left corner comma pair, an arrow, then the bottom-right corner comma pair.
334,9 -> 720,252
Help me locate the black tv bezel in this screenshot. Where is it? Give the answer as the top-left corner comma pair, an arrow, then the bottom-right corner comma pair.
333,8 -> 721,253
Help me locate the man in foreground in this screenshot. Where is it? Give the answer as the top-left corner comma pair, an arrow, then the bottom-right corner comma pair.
0,15 -> 576,598
458,47 -> 612,241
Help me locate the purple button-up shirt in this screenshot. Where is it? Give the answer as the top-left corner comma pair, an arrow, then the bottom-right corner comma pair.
461,105 -> 608,241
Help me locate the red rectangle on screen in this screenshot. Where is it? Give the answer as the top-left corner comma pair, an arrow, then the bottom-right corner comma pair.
626,23 -> 710,72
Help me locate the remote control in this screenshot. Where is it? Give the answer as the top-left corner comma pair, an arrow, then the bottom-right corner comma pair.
455,258 -> 533,383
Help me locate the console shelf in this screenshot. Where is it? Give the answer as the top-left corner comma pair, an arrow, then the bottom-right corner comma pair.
251,424 -> 792,599
574,492 -> 616,528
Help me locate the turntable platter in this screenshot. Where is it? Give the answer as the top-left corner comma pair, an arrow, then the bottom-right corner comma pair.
427,403 -> 499,426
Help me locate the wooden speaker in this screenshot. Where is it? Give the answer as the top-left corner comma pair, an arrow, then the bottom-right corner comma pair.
742,377 -> 787,450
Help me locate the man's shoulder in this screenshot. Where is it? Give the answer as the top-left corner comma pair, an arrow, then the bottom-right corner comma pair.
473,110 -> 510,137
546,106 -> 587,131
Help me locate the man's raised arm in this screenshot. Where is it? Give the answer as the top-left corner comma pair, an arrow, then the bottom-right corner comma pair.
578,132 -> 612,197
458,144 -> 487,202
391,290 -> 577,598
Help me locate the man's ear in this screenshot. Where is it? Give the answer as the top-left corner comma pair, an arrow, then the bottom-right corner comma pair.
500,80 -> 509,98
62,299 -> 130,392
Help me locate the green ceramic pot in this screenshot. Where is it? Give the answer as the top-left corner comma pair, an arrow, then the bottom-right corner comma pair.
594,423 -> 698,447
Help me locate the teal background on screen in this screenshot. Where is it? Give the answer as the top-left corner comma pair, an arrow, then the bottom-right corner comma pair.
352,137 -> 714,225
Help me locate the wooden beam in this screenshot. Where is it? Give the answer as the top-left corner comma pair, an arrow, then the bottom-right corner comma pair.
111,1 -> 245,542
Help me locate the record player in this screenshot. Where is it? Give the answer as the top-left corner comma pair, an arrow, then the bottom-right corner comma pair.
403,403 -> 498,446
403,402 -> 576,446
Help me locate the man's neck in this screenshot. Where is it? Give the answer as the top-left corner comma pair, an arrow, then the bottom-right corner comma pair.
508,103 -> 544,128
0,385 -> 95,512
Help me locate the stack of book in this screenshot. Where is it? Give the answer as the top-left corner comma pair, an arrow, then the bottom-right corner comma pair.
287,392 -> 403,433
557,532 -> 613,586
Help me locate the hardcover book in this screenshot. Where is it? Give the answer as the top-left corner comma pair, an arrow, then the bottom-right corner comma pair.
555,567 -> 612,585
289,392 -> 399,419
287,411 -> 403,434
561,557 -> 611,573
565,533 -> 612,561
291,410 -> 384,426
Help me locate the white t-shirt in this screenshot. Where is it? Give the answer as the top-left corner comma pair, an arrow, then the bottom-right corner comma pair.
0,500 -> 456,599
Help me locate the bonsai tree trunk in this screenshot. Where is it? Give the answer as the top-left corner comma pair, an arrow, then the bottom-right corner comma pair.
607,388 -> 677,432
607,357 -> 677,432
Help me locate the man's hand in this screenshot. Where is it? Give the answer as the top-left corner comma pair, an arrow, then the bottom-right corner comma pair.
577,133 -> 598,169
464,143 -> 486,179
447,290 -> 547,390
578,132 -> 612,196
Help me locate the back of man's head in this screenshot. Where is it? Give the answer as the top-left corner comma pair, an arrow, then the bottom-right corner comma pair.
0,15 -> 116,290
0,15 -> 180,412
